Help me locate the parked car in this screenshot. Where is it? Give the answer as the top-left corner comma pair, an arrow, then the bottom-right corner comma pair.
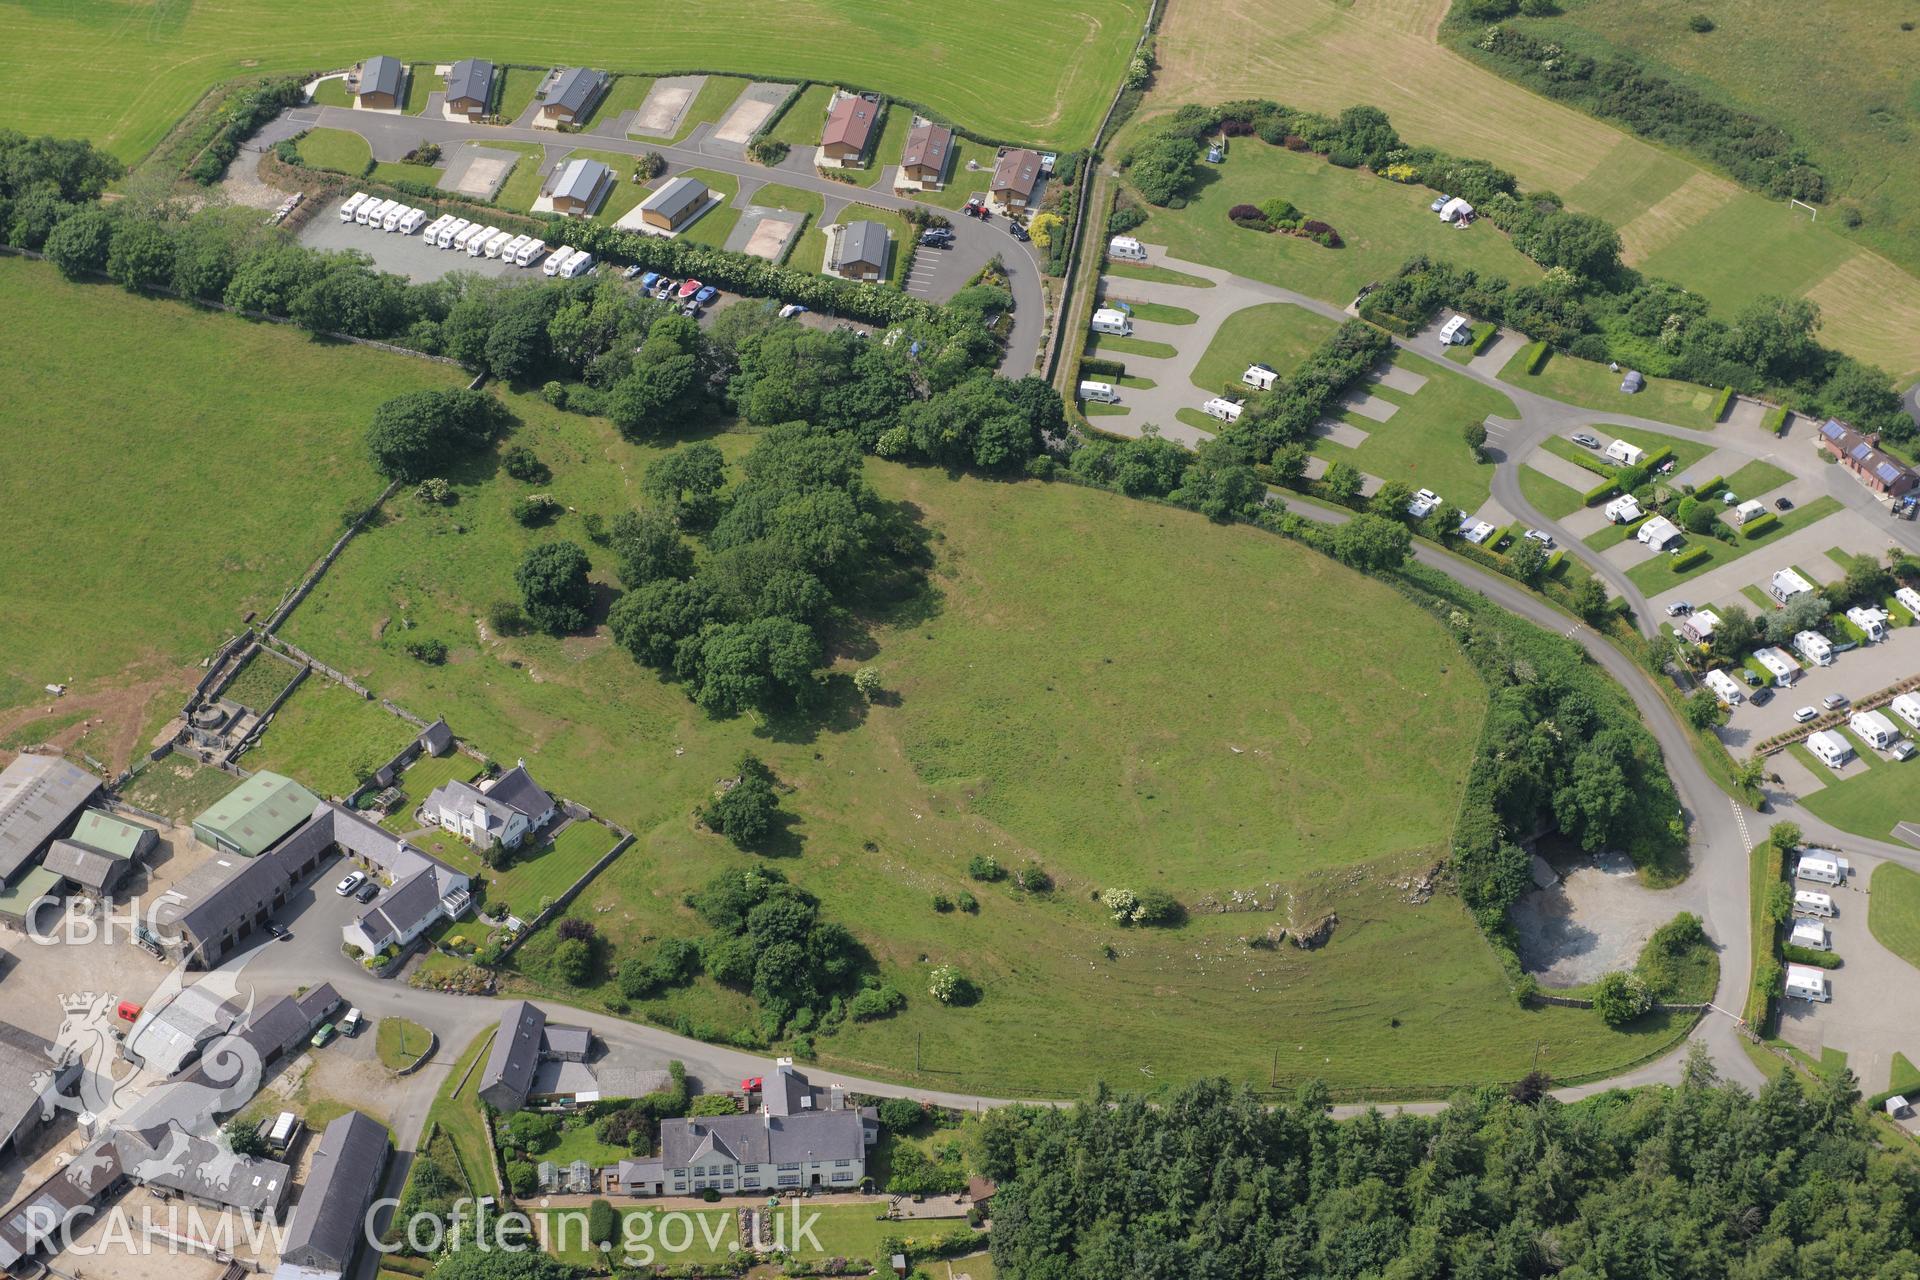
919,228 -> 953,247
1775,497 -> 1795,511
341,1008 -> 364,1036
1822,693 -> 1850,710
1741,669 -> 1762,687
335,871 -> 365,897
310,1023 -> 337,1048
265,922 -> 288,941
622,264 -> 643,280
1524,529 -> 1555,548
778,303 -> 808,318
1895,740 -> 1918,761
1665,601 -> 1692,617
1572,433 -> 1600,448
695,285 -> 718,305
1430,195 -> 1450,212
1009,221 -> 1029,242
1751,686 -> 1774,706
680,300 -> 701,317
1793,706 -> 1819,723
354,880 -> 380,904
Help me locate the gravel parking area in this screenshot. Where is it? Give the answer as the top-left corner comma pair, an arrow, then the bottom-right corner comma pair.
300,197 -> 533,283
1512,847 -> 1706,986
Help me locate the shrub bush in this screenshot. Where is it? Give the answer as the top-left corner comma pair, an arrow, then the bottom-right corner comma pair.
1521,340 -> 1551,374
1741,512 -> 1781,538
849,982 -> 905,1021
967,855 -> 1005,881
1761,405 -> 1789,436
1671,545 -> 1714,571
1781,943 -> 1840,969
1688,13 -> 1714,31
510,493 -> 562,526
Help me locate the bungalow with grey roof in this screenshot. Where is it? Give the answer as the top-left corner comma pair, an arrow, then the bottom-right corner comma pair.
445,58 -> 494,119
538,67 -> 609,127
636,176 -> 712,233
545,158 -> 613,218
355,56 -> 407,111
830,219 -> 891,282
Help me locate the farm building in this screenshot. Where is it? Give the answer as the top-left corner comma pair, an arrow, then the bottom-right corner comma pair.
1679,608 -> 1719,645
1793,630 -> 1834,667
0,754 -> 101,885
545,158 -> 612,217
1769,568 -> 1815,604
1603,493 -> 1642,524
355,56 -> 406,110
40,808 -> 155,896
1891,692 -> 1920,730
0,867 -> 62,930
445,58 -> 495,118
0,1022 -> 79,1159
898,121 -> 954,188
820,94 -> 879,166
278,1110 -> 391,1279
538,67 -> 608,126
1807,729 -> 1853,769
1604,438 -> 1647,467
636,176 -> 712,232
1846,605 -> 1889,641
1636,515 -> 1681,550
990,148 -> 1044,212
830,220 -> 892,281
1703,669 -> 1745,706
1850,709 -> 1901,750
419,762 -> 554,852
192,771 -> 321,858
1242,363 -> 1278,391
1753,647 -> 1800,686
479,1001 -> 607,1112
1817,418 -> 1918,498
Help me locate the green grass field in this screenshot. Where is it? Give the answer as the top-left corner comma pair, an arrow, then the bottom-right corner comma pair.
2,4 -> 1139,161
1871,863 -> 1920,972
0,257 -> 460,722
766,83 -> 838,151
1089,333 -> 1179,360
477,141 -> 548,211
1799,759 -> 1920,849
417,1028 -> 502,1198
1469,0 -> 1920,284
1518,465 -> 1586,520
1499,348 -> 1727,429
219,651 -> 303,712
374,1016 -> 433,1069
496,66 -> 544,122
408,64 -> 446,114
1187,303 -> 1337,394
1721,459 -> 1795,500
1310,352 -> 1513,512
537,1208 -> 737,1267
594,74 -> 655,130
1109,299 -> 1199,326
1625,496 -> 1843,592
294,127 -> 373,175
1120,140 -> 1542,308
1104,261 -> 1216,289
242,677 -> 419,797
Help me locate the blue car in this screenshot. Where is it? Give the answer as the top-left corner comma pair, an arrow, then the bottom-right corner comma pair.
640,271 -> 661,290
695,286 -> 718,305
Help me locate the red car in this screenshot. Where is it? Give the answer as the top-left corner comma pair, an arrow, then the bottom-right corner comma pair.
741,1076 -> 763,1093
678,278 -> 702,301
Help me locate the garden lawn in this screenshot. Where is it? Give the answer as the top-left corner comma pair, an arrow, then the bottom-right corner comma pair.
1187,302 -> 1338,394
295,127 -> 373,175
864,104 -> 914,188
1122,140 -> 1541,309
1309,352 -> 1513,512
490,820 -> 620,913
1518,465 -> 1585,520
0,258 -> 459,724
370,158 -> 446,188
1871,864 -> 1920,971
537,1208 -> 735,1267
669,76 -> 754,144
1499,348 -> 1726,429
310,78 -> 354,108
670,169 -> 742,247
408,65 -> 446,114
1103,261 -> 1215,288
495,67 -> 544,122
242,677 -> 420,796
1799,763 -> 1920,850
1104,299 -> 1198,326
538,1121 -> 637,1168
765,83 -> 838,151
480,141 -> 549,212
1722,459 -> 1795,500
1625,497 -> 1843,592
378,751 -> 484,832
1088,334 -> 1179,360
593,75 -> 655,129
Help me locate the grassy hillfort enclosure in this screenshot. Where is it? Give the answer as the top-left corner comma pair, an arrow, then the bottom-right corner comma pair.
1147,0 -> 1920,378
0,0 -> 1143,159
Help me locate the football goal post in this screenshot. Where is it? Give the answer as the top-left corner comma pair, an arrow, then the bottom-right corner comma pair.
1789,198 -> 1817,221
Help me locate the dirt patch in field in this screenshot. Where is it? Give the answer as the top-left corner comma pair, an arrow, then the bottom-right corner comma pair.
0,664 -> 193,774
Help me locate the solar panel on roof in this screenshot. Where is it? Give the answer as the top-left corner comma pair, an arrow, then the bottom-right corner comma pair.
1878,463 -> 1902,482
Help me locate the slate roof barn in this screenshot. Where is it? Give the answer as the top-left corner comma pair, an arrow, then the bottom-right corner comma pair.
478,1001 -> 547,1111
0,754 -> 101,883
279,1110 -> 391,1277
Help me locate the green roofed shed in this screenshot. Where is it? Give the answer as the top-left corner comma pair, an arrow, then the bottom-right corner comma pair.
69,810 -> 157,860
192,772 -> 321,857
0,867 -> 64,927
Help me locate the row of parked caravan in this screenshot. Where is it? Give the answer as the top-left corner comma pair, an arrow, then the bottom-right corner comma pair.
334,192 -> 586,273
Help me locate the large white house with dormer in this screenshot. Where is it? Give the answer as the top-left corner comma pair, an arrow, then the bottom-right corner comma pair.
420,763 -> 556,851
612,1058 -> 875,1198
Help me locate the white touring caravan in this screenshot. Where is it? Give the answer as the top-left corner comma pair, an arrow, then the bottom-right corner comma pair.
483,230 -> 515,258
466,225 -> 500,256
381,203 -> 409,232
513,239 -> 547,268
339,192 -> 370,222
451,222 -> 487,253
420,214 -> 452,243
499,234 -> 530,262
1783,964 -> 1830,1002
397,208 -> 428,235
542,246 -> 577,277
1077,380 -> 1119,404
1796,851 -> 1845,885
1090,308 -> 1133,336
1201,397 -> 1244,423
354,197 -> 387,226
559,250 -> 595,278
436,218 -> 471,249
1107,235 -> 1148,261
1793,890 -> 1836,918
1789,918 -> 1830,951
